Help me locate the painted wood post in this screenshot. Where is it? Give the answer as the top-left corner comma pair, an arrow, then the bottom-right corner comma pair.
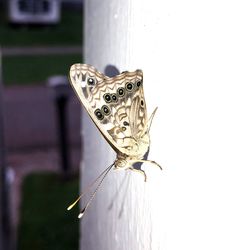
80,1 -> 250,249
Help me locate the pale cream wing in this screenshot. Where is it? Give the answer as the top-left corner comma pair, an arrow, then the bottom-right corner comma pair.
69,63 -> 148,156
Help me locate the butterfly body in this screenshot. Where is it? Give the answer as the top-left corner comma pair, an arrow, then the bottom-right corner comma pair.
68,63 -> 162,218
114,134 -> 150,169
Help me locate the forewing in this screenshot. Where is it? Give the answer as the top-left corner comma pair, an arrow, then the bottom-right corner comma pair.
69,63 -> 147,155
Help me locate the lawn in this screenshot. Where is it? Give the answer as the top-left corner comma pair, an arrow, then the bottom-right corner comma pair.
17,172 -> 79,250
2,54 -> 82,85
0,9 -> 82,46
0,7 -> 83,86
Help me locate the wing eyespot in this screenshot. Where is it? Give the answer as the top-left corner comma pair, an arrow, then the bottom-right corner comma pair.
101,105 -> 111,116
94,109 -> 104,120
125,82 -> 134,92
140,100 -> 144,106
111,94 -> 118,103
123,121 -> 129,126
87,77 -> 95,86
103,93 -> 112,103
117,87 -> 125,97
136,80 -> 142,87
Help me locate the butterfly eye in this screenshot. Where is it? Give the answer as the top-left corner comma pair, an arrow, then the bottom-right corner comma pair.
136,81 -> 142,87
94,109 -> 104,120
87,77 -> 95,85
101,105 -> 111,116
125,82 -> 134,92
103,93 -> 112,103
117,87 -> 125,97
111,94 -> 118,103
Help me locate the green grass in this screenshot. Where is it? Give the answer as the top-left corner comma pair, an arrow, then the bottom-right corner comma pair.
0,9 -> 82,46
2,54 -> 82,85
17,172 -> 79,250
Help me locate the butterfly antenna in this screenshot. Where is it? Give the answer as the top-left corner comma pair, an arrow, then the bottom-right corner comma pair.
78,162 -> 115,219
67,162 -> 115,211
147,107 -> 158,133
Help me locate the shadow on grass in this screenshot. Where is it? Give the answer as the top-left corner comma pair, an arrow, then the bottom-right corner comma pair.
17,172 -> 79,250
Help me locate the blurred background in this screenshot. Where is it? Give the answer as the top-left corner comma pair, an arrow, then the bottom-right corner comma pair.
0,0 -> 83,249
2,1 -> 250,250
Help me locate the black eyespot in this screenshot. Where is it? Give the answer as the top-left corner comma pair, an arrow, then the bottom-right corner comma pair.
101,105 -> 111,116
111,94 -> 118,102
123,121 -> 129,126
117,87 -> 125,97
94,109 -> 104,120
87,77 -> 95,85
103,93 -> 112,103
141,100 -> 144,106
136,81 -> 142,87
125,82 -> 134,92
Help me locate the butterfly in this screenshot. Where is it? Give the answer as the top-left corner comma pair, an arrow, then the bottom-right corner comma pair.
67,64 -> 162,218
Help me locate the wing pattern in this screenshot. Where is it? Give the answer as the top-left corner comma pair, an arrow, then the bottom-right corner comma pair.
69,63 -> 148,156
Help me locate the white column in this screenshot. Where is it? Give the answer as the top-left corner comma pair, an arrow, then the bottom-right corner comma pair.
81,1 -> 250,250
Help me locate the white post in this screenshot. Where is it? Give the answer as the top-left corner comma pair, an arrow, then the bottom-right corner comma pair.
80,1 -> 250,250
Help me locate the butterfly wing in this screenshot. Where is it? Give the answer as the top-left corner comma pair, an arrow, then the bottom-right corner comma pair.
69,63 -> 148,156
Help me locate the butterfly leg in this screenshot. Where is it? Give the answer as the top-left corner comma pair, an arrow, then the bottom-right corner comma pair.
129,167 -> 147,182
